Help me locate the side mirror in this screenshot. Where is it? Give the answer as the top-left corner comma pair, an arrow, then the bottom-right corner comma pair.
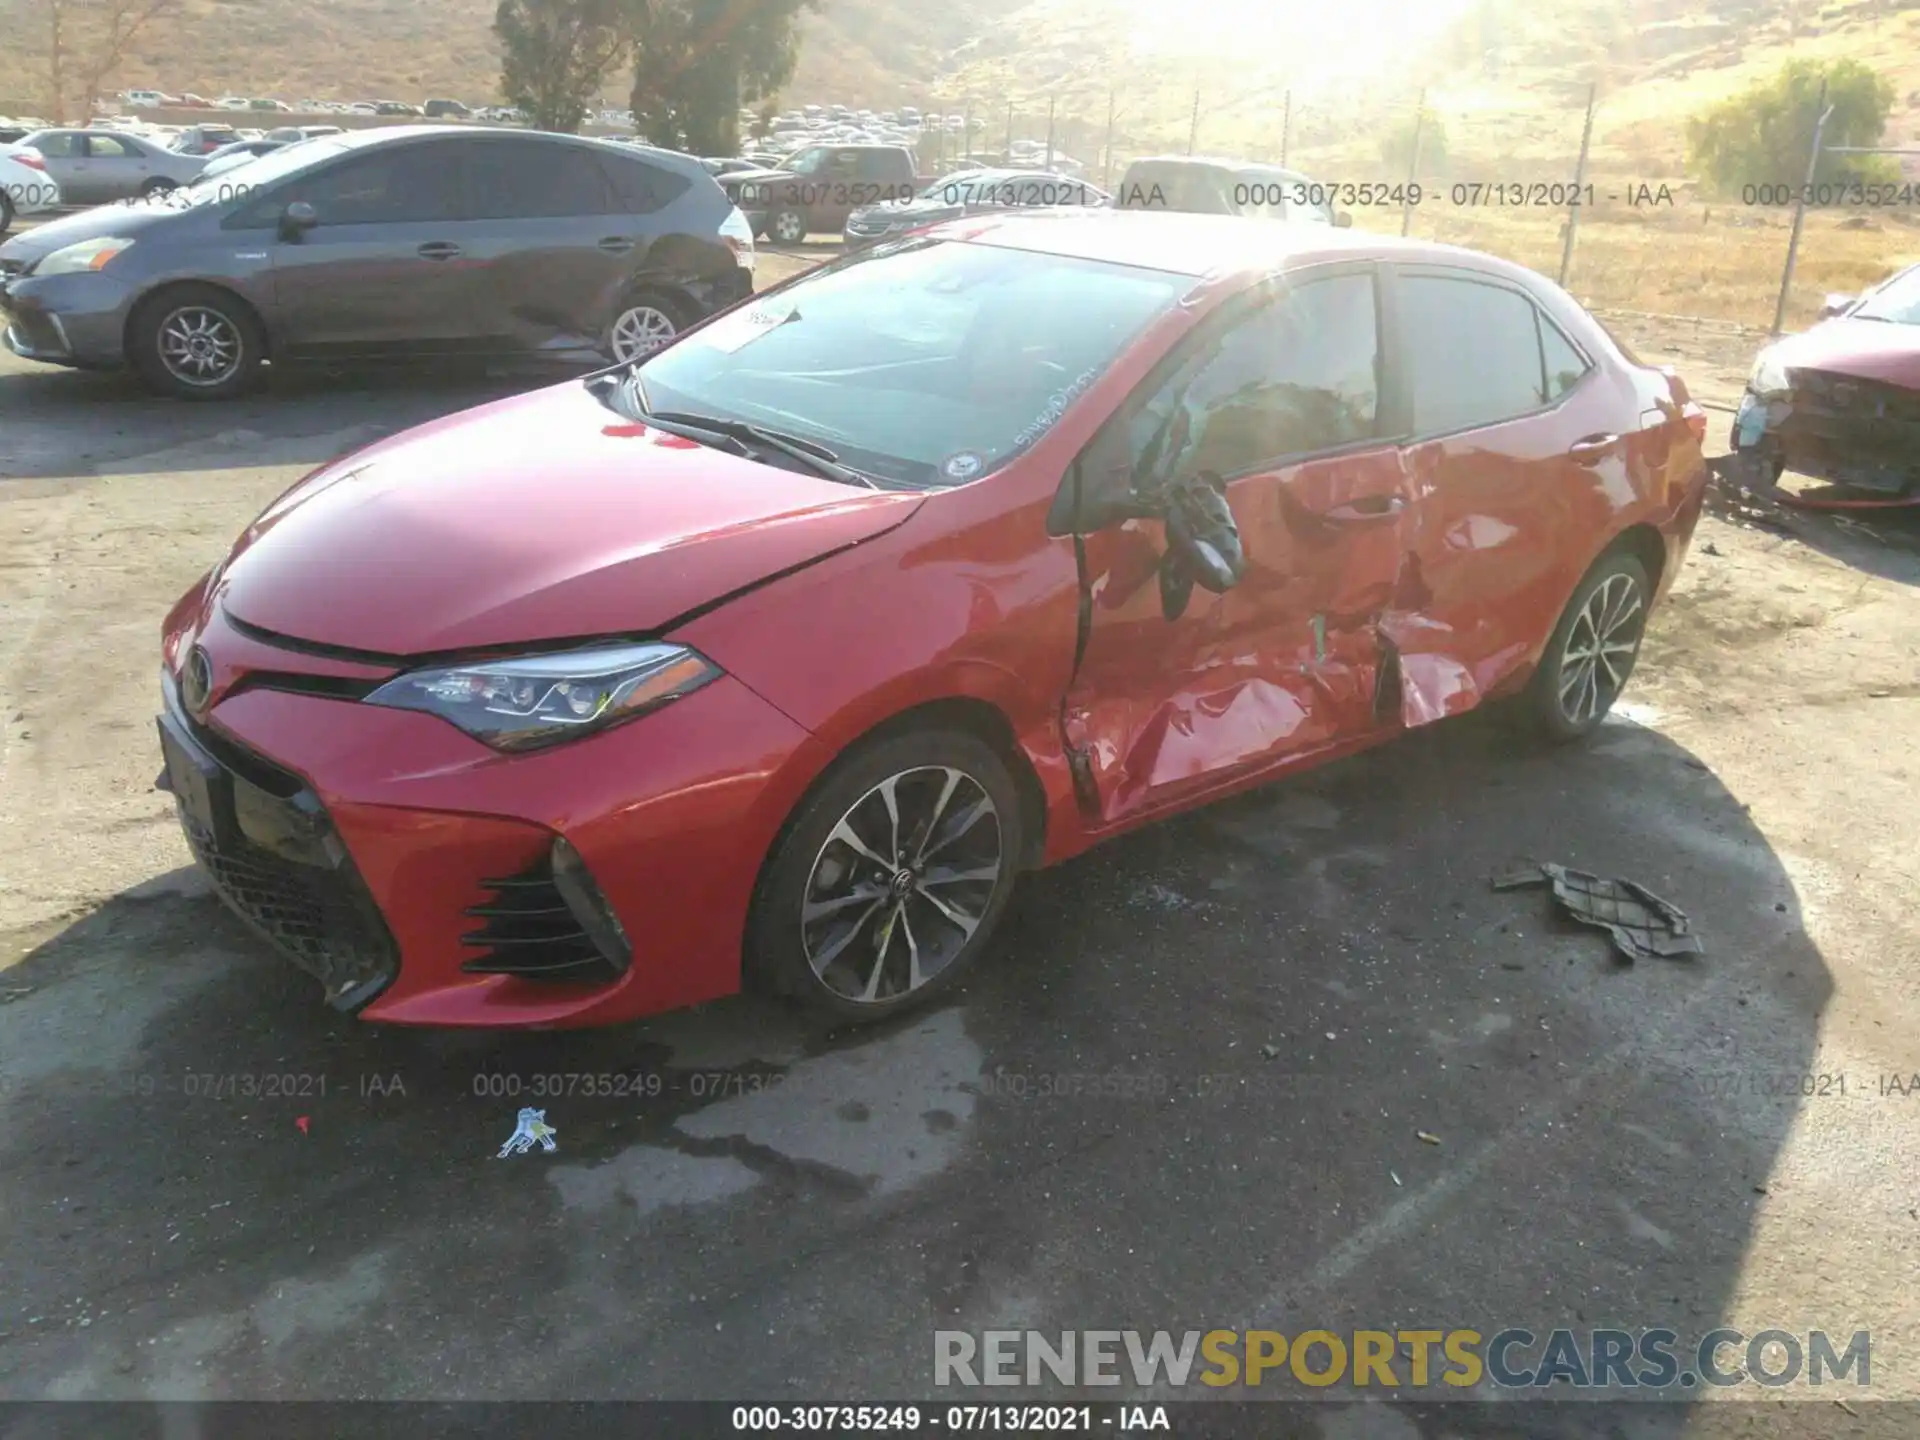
1818,292 -> 1855,320
278,200 -> 318,238
1157,470 -> 1245,620
1333,209 -> 1354,228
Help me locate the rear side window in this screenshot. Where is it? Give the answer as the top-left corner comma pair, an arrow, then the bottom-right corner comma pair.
1540,318 -> 1591,401
597,152 -> 690,213
467,141 -> 615,219
1398,274 -> 1546,435
32,133 -> 80,158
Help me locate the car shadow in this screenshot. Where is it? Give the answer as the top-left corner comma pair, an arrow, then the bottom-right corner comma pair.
0,358 -> 578,482
1705,449 -> 1920,589
0,710 -> 1833,1425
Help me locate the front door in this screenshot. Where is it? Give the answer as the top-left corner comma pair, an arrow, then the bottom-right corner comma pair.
252,140 -> 480,361
1060,265 -> 1412,827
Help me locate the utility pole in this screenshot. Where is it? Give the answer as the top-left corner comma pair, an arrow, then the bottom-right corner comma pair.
1045,96 -> 1055,169
1103,86 -> 1116,189
1187,87 -> 1200,155
1773,78 -> 1833,334
1558,82 -> 1597,286
1280,89 -> 1291,167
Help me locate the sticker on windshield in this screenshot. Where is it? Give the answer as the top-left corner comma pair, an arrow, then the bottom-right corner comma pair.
941,451 -> 985,482
695,302 -> 800,355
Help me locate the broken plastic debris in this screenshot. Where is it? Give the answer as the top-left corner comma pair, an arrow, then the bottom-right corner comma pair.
1491,864 -> 1704,964
1390,1170 -> 1403,1186
1417,1131 -> 1441,1146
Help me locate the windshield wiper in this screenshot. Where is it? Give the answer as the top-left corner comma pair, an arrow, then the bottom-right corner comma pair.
649,410 -> 881,489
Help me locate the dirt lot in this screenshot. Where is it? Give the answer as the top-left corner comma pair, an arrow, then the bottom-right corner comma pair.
1,249 -> 1917,1433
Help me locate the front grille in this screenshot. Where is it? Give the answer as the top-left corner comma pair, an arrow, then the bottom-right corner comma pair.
169,711 -> 398,1010
462,858 -> 623,983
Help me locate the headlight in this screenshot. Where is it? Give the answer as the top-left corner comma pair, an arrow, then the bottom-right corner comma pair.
36,236 -> 139,275
364,642 -> 721,751
1747,350 -> 1791,399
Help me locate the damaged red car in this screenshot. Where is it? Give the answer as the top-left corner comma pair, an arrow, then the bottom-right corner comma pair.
156,211 -> 1710,1028
1726,260 -> 1920,496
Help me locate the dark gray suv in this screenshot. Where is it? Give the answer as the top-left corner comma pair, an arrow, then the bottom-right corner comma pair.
0,126 -> 756,399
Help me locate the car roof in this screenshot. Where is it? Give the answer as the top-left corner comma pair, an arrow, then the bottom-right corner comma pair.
925,208 -> 1542,285
1124,154 -> 1311,179
318,124 -> 715,182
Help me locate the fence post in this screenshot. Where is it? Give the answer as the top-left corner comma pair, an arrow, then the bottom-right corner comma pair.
1103,87 -> 1116,189
1005,102 -> 1014,163
1045,96 -> 1056,169
1558,82 -> 1598,287
1773,78 -> 1832,335
1280,90 -> 1291,167
1188,88 -> 1200,155
963,101 -> 972,165
1401,90 -> 1425,237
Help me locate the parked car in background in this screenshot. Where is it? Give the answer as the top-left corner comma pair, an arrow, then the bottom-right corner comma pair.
1,143 -> 62,236
179,95 -> 215,109
197,139 -> 290,180
701,157 -> 762,177
375,101 -> 422,117
843,167 -> 1109,250
722,143 -> 934,243
249,99 -> 293,113
15,128 -> 206,202
423,99 -> 472,118
1724,260 -> 1920,497
346,102 -> 380,116
0,127 -> 754,397
216,98 -> 253,111
171,124 -> 244,155
1115,155 -> 1350,227
139,212 -> 1709,1029
0,125 -> 34,146
266,125 -> 344,143
124,90 -> 178,109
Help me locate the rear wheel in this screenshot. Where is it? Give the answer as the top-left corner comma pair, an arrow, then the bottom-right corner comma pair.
747,730 -> 1024,1022
140,177 -> 178,197
1523,551 -> 1652,742
605,287 -> 692,363
0,192 -> 13,238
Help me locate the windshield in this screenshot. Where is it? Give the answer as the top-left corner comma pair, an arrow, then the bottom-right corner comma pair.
627,239 -> 1188,489
779,147 -> 827,174
1854,265 -> 1920,324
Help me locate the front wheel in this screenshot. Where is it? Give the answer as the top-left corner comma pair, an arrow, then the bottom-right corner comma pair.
747,730 -> 1025,1022
1523,551 -> 1652,742
0,192 -> 13,238
140,177 -> 178,197
767,208 -> 808,244
127,284 -> 265,400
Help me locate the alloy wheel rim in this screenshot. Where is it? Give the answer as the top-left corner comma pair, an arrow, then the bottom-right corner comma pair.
801,766 -> 1004,1005
773,212 -> 805,242
157,306 -> 243,386
1558,571 -> 1645,725
609,306 -> 676,361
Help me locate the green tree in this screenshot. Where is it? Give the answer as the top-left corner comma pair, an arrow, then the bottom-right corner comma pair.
494,0 -> 630,133
627,0 -> 816,155
1686,58 -> 1896,194
1379,112 -> 1448,173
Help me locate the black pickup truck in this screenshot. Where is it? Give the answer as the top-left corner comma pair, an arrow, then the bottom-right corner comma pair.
722,143 -> 938,244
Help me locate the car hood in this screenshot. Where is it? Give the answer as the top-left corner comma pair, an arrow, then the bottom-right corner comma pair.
0,200 -> 183,264
1771,317 -> 1920,389
213,381 -> 925,655
724,167 -> 798,190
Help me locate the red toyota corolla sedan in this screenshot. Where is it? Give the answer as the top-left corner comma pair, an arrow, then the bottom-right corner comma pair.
156,211 -> 1709,1028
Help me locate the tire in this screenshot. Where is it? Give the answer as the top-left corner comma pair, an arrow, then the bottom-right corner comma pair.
0,192 -> 13,238
604,286 -> 694,364
768,207 -> 808,244
140,177 -> 178,197
746,729 -> 1025,1023
127,283 -> 266,400
1523,550 -> 1652,743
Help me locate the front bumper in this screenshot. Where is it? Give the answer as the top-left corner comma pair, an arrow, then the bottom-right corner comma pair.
159,606 -> 829,1028
1730,385 -> 1920,496
0,269 -> 135,368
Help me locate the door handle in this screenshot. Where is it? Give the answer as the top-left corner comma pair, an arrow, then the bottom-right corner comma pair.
1318,494 -> 1405,526
1567,433 -> 1621,465
597,236 -> 636,254
416,241 -> 462,260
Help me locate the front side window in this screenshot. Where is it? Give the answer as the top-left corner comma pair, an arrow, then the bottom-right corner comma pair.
1398,273 -> 1548,435
251,144 -> 463,225
86,136 -> 136,158
628,239 -> 1188,489
1125,271 -> 1381,488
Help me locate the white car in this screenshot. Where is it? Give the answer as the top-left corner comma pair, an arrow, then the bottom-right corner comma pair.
216,97 -> 252,111
124,90 -> 177,109
0,143 -> 62,235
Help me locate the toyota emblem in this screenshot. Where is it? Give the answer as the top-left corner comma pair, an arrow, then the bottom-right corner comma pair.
182,646 -> 214,713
